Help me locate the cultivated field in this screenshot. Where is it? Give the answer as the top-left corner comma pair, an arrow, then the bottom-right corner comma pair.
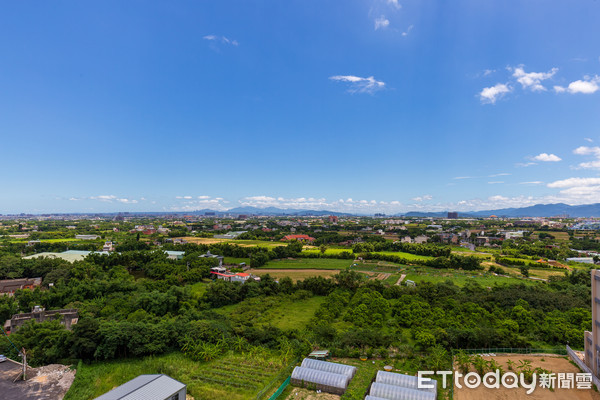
65,352 -> 288,400
248,268 -> 341,282
262,258 -> 353,270
454,355 -> 600,400
179,237 -> 285,247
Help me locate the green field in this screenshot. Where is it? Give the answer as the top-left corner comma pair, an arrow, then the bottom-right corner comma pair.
374,251 -> 434,261
217,294 -> 326,331
262,258 -> 353,270
65,352 -> 287,400
224,257 -> 251,265
8,238 -> 84,243
404,268 -> 538,287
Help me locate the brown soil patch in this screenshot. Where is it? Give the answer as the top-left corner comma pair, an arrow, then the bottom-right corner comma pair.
247,269 -> 340,282
454,355 -> 600,400
284,387 -> 340,400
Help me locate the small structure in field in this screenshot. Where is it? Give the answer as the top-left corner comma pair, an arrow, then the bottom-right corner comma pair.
94,374 -> 186,400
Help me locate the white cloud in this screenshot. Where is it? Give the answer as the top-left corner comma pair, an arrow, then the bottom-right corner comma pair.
573,146 -> 600,169
329,75 -> 385,94
489,172 -> 511,177
519,181 -> 544,185
554,75 -> 600,94
483,69 -> 496,76
401,25 -> 414,37
387,0 -> 401,9
585,138 -> 594,143
375,16 -> 390,30
198,195 -> 211,199
516,162 -> 537,167
412,195 -> 433,202
203,35 -> 239,46
453,176 -> 473,180
532,153 -> 561,162
488,181 -> 504,184
547,177 -> 600,188
511,66 -> 558,92
479,83 -> 511,104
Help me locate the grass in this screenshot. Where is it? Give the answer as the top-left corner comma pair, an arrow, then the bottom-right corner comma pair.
9,238 -> 84,243
180,237 -> 285,248
262,258 -> 353,270
403,267 -> 538,287
189,281 -> 208,298
65,352 -> 286,400
217,294 -> 326,331
374,251 -> 434,261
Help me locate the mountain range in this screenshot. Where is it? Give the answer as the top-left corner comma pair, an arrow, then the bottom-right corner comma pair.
187,203 -> 600,218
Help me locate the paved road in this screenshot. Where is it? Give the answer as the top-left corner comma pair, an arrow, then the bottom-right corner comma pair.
0,360 -> 70,400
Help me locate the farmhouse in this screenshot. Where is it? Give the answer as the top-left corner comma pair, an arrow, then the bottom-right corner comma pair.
0,277 -> 42,296
281,234 -> 315,242
165,250 -> 185,260
200,251 -> 224,266
4,306 -> 78,334
95,374 -> 186,400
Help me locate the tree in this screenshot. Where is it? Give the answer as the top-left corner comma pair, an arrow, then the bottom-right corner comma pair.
319,244 -> 327,254
519,266 -> 530,278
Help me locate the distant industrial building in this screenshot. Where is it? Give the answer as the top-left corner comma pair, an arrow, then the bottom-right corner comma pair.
447,212 -> 458,219
95,374 -> 186,400
165,250 -> 185,260
23,250 -> 110,263
567,257 -> 596,264
4,306 -> 78,334
214,231 -> 247,239
75,234 -> 100,240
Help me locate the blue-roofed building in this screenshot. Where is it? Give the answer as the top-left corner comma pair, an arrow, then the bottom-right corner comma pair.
94,374 -> 186,400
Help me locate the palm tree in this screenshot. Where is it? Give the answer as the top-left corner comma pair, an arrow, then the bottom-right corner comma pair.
455,350 -> 473,374
472,355 -> 488,376
506,359 -> 515,371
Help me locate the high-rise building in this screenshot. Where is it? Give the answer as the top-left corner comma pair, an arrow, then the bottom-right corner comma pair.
585,269 -> 600,375
447,212 -> 458,219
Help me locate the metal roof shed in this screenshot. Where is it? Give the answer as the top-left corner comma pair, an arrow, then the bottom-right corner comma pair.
369,382 -> 436,400
291,366 -> 349,395
301,358 -> 357,379
375,371 -> 437,394
94,374 -> 186,400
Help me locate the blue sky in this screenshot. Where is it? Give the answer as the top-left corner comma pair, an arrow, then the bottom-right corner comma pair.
1,1 -> 600,214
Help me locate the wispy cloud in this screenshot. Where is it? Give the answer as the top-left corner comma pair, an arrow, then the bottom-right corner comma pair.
412,195 -> 433,202
401,25 -> 414,37
519,181 -> 544,185
532,153 -> 561,162
329,75 -> 385,94
479,83 -> 511,104
453,176 -> 474,180
585,138 -> 594,143
511,66 -> 558,92
387,0 -> 401,9
487,181 -> 504,184
374,16 -> 390,30
203,35 -> 239,46
554,75 -> 600,94
516,162 -> 537,167
489,172 -> 511,177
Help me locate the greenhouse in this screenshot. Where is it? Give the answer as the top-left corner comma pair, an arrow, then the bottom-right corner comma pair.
375,371 -> 437,394
369,382 -> 436,400
301,358 -> 357,380
291,366 -> 350,395
364,396 -> 389,400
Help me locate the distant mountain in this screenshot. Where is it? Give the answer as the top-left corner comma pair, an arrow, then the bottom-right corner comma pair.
195,206 -> 353,217
399,203 -> 600,218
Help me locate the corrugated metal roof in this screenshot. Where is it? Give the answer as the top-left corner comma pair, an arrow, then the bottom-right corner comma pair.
94,374 -> 186,400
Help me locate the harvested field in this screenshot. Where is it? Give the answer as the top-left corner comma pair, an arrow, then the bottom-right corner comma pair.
455,355 -> 600,400
247,268 -> 340,282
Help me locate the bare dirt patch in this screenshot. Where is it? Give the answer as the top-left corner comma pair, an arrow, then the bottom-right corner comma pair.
284,387 -> 340,400
247,269 -> 340,282
0,361 -> 75,400
454,355 -> 600,400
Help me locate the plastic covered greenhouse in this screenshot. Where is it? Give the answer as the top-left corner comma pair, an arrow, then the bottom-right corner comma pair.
369,382 -> 436,400
364,396 -> 388,400
375,371 -> 437,394
301,358 -> 357,380
291,366 -> 349,395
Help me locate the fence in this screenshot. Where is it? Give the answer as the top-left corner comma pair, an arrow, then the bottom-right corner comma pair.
566,345 -> 600,391
455,347 -> 567,356
254,358 -> 298,400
